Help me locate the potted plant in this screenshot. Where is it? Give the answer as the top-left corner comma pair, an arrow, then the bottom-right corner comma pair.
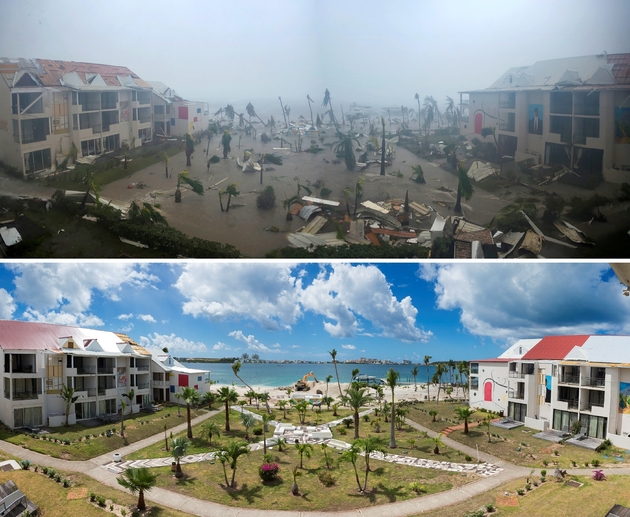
291,466 -> 302,495
371,418 -> 382,433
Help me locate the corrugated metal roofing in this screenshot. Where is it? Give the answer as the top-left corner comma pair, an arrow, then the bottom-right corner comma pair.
0,320 -> 150,355
521,335 -> 590,360
0,58 -> 151,90
564,335 -> 630,364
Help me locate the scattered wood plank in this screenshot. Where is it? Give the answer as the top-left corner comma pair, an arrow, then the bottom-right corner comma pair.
366,233 -> 381,246
207,177 -> 228,190
302,215 -> 327,235
370,228 -> 417,238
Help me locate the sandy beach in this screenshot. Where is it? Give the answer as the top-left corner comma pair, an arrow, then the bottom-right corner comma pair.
212,380 -> 466,406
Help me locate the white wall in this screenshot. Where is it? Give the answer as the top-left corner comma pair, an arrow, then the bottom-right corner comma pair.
469,361 -> 509,414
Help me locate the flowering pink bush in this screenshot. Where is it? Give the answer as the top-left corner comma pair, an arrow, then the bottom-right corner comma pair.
259,462 -> 279,481
593,469 -> 606,481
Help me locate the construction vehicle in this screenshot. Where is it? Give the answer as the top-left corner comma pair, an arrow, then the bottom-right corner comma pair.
295,371 -> 318,391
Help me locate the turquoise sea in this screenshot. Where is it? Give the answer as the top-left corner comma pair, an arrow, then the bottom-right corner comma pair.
180,361 -> 441,388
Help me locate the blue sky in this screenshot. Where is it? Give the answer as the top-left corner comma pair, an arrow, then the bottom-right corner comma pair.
0,261 -> 628,362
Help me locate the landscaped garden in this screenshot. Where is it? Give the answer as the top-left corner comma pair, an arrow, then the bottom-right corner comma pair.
0,405 -> 207,461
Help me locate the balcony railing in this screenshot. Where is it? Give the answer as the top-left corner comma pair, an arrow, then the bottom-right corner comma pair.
508,391 -> 525,400
582,377 -> 605,387
138,382 -> 150,390
98,388 -> 106,396
12,391 -> 41,400
138,116 -> 151,124
98,367 -> 114,374
559,374 -> 580,385
137,365 -> 150,371
509,371 -> 525,379
558,398 -> 579,409
77,366 -> 96,375
87,388 -> 97,397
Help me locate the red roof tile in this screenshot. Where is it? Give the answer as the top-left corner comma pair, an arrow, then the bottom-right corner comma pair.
35,59 -> 151,88
521,335 -> 590,360
0,320 -> 111,351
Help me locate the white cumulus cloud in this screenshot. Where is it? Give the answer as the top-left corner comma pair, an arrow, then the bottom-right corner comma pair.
419,263 -> 630,342
139,332 -> 207,353
0,289 -> 16,319
138,314 -> 156,323
341,344 -> 356,350
175,263 -> 301,331
228,330 -> 280,353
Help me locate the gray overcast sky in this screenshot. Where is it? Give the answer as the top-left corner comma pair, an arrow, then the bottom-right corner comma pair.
2,0 -> 629,115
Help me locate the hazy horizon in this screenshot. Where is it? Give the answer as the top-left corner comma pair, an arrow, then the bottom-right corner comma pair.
2,0 -> 629,116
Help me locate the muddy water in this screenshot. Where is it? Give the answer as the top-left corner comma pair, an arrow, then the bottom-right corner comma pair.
97,128 -> 512,257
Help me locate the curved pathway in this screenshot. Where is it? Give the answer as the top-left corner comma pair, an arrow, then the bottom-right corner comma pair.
0,408 -> 612,517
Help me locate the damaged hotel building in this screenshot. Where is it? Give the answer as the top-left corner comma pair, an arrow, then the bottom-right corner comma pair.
0,58 -> 208,177
459,53 -> 630,184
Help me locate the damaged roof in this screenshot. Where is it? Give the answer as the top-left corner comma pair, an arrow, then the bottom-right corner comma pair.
0,320 -> 150,355
0,57 -> 151,90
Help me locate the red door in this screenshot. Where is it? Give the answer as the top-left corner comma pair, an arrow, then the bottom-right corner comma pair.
484,380 -> 493,402
178,374 -> 188,387
474,112 -> 483,134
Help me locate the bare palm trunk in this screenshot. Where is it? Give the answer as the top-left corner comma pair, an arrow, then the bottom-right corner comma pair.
279,97 -> 288,128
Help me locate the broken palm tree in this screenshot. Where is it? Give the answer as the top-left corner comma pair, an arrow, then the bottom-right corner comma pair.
175,170 -> 204,203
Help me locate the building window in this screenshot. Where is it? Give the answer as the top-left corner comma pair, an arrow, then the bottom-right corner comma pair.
470,363 -> 479,374
99,398 -> 117,415
197,107 -> 201,113
137,91 -> 151,105
499,92 -> 515,109
550,92 -> 573,115
19,118 -> 50,144
154,105 -> 165,115
579,414 -> 607,439
170,385 -> 175,393
133,108 -> 137,121
101,92 -> 118,110
553,409 -> 578,432
103,134 -> 120,153
24,148 -> 52,173
197,376 -> 202,382
73,114 -> 78,130
508,402 -> 527,422
81,139 -> 102,157
470,377 -> 479,390
170,118 -> 175,126
13,407 -> 42,428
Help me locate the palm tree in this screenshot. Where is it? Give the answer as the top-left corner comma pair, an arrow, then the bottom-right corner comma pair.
181,386 -> 199,439
221,130 -> 232,159
124,388 -> 136,415
116,467 -> 158,511
174,392 -> 182,417
306,94 -> 315,127
342,386 -> 374,440
231,360 -> 254,391
170,436 -> 190,478
261,413 -> 272,455
175,170 -> 204,203
60,384 -> 80,426
445,96 -> 455,127
353,177 -> 364,218
333,131 -> 360,171
454,159 -> 474,215
277,400 -> 288,419
380,116 -> 386,176
161,151 -> 170,178
217,386 -> 238,431
414,93 -> 422,132
322,88 -> 338,129
278,97 -> 288,128
340,443 -> 362,492
325,375 -> 333,397
202,421 -> 220,445
355,435 -> 386,492
454,406 -> 475,434
224,183 -> 240,213
294,400 -> 308,425
425,95 -> 441,128
128,201 -> 168,225
329,349 -> 342,399
220,440 -> 250,488
120,399 -> 127,437
202,391 -> 216,410
433,433 -> 445,454
185,133 -> 195,167
224,104 -> 235,124
424,355 -> 432,401
385,368 -> 400,448
294,442 -> 313,469
484,414 -> 493,443
429,409 -> 438,422
246,102 -> 266,127
411,366 -> 419,392
240,412 -> 256,441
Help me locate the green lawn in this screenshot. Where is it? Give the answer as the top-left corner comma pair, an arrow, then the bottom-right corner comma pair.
415,474 -> 630,517
406,403 -> 629,470
0,468 -> 189,517
151,443 -> 467,512
0,406 -> 206,461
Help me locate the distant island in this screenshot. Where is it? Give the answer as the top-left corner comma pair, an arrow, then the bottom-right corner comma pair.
176,356 -> 465,366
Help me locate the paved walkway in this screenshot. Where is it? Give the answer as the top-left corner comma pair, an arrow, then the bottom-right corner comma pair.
0,407 -> 611,517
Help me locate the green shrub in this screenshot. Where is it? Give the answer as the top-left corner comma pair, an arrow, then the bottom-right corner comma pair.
317,470 -> 336,487
63,479 -> 71,488
90,493 -> 96,502
485,503 -> 496,512
19,460 -> 31,470
256,186 -> 276,210
252,427 -> 263,436
97,496 -> 106,507
517,489 -> 525,496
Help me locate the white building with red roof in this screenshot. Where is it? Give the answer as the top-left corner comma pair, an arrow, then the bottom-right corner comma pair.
470,335 -> 630,448
0,320 -> 205,429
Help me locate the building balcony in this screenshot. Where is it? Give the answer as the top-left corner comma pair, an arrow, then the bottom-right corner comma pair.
508,391 -> 525,400
559,374 -> 580,385
97,368 -> 114,375
582,377 -> 605,388
137,365 -> 150,372
137,382 -> 150,390
558,398 -> 579,410
509,371 -> 525,379
77,366 -> 96,375
11,391 -> 41,401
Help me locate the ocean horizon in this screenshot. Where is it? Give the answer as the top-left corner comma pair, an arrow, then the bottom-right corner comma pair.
180,361 -> 446,388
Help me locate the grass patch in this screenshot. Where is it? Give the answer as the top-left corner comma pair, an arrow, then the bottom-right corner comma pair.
0,406 -> 205,461
150,444 -> 464,511
0,468 -> 188,517
416,474 -> 630,517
